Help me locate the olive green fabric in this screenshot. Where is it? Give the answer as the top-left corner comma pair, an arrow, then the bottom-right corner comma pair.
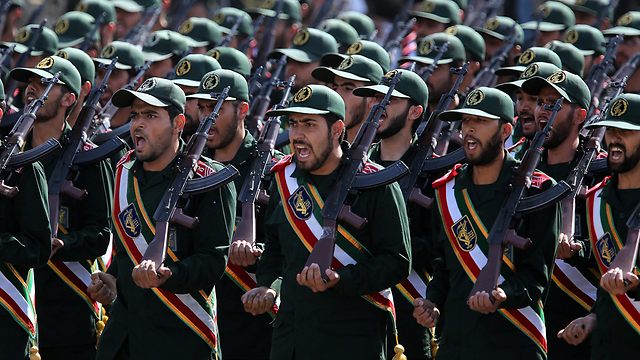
113,77 -> 187,113
3,24 -> 58,55
171,54 -> 221,88
142,30 -> 190,62
322,40 -> 391,73
353,68 -> 429,110
187,68 -> 249,102
54,47 -> 95,86
495,47 -> 562,76
496,62 -> 562,93
445,24 -> 486,61
475,16 -> 524,46
178,17 -> 222,48
244,0 -> 302,22
212,7 -> 253,36
409,0 -> 461,24
563,24 -> 606,55
206,46 -> 252,76
54,11 -> 100,48
440,87 -> 515,123
337,11 -> 376,37
585,93 -> 640,131
312,54 -> 383,84
544,40 -> 584,77
603,11 -> 640,36
75,0 -> 116,24
93,41 -> 145,70
521,70 -> 591,109
269,28 -> 338,63
10,56 -> 82,96
399,32 -> 466,66
319,19 -> 360,48
266,84 -> 345,119
521,1 -> 576,31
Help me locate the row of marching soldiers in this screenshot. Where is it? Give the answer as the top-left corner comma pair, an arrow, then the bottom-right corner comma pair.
0,0 -> 639,359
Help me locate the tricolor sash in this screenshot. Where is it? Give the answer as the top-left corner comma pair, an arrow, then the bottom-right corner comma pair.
551,259 -> 598,310
272,155 -> 398,330
113,159 -> 220,353
586,178 -> 640,335
434,169 -> 548,353
0,262 -> 36,338
225,258 -> 277,318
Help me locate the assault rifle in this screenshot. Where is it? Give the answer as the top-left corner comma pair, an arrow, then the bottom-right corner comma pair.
5,19 -> 46,110
247,54 -> 287,137
232,75 -> 295,248
304,72 -> 410,280
78,12 -> 105,52
141,86 -> 240,266
419,42 -> 449,82
610,201 -> 640,286
592,0 -> 619,29
585,35 -> 622,120
121,5 -> 161,48
523,7 -> 545,50
216,14 -> 245,48
0,72 -> 62,197
468,99 -> 571,302
247,66 -> 264,104
238,14 -> 265,54
253,0 -> 284,69
89,60 -> 153,143
48,58 -> 126,238
399,62 -> 469,207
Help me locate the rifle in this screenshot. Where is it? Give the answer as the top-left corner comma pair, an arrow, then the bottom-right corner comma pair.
465,0 -> 502,28
232,75 -> 295,247
0,0 -> 12,40
468,98 -> 571,302
141,86 -> 240,266
48,58 -> 126,239
304,71 -> 410,280
5,19 -> 47,110
0,43 -> 15,78
0,72 -> 63,197
253,0 -> 284,70
609,201 -> 640,286
247,65 -> 264,104
367,29 -> 378,41
247,54 -> 287,137
399,62 -> 469,208
121,5 -> 162,48
592,0 -> 619,29
238,14 -> 265,54
309,0 -> 335,29
78,12 -> 105,52
384,0 -> 415,50
584,35 -> 622,121
215,13 -> 245,48
169,0 -> 198,31
164,46 -> 194,80
89,60 -> 153,141
610,52 -> 640,85
418,42 -> 449,82
523,7 -> 545,50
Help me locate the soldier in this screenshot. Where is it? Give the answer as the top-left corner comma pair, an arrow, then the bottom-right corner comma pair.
140,30 -> 189,81
75,0 -> 117,49
414,87 -> 561,360
242,85 -> 412,359
474,16 -> 523,69
521,1 -> 576,48
558,93 -> 640,359
53,11 -> 102,58
9,56 -> 113,359
318,19 -> 360,53
562,25 -> 606,76
444,25 -> 486,93
207,47 -> 252,77
494,47 -> 562,82
92,77 -> 236,359
544,41 -> 585,78
603,12 -> 640,94
177,17 -> 222,55
0,78 -> 51,360
53,47 -> 96,127
409,0 -> 462,42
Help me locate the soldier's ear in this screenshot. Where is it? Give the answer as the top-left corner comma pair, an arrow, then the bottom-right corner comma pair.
173,113 -> 185,134
500,121 -> 513,142
61,92 -> 77,108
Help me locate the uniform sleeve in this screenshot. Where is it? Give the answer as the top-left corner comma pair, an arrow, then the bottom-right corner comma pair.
0,163 -> 51,268
425,205 -> 450,308
160,179 -> 237,294
53,159 -> 113,261
256,181 -> 285,289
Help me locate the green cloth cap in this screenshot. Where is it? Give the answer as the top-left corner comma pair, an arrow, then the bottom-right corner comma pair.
439,87 -> 514,123
178,17 -> 222,48
54,11 -> 100,48
206,46 -> 252,76
603,12 -> 640,36
353,69 -> 429,110
521,1 -> 576,31
409,0 -> 461,25
10,56 -> 82,96
111,0 -> 160,13
142,30 -> 189,62
4,24 -> 58,55
319,19 -> 360,48
172,54 -> 221,87
244,0 -> 302,22
495,47 -> 562,76
54,47 -> 95,86
399,32 -> 466,65
186,69 -> 249,102
544,40 -> 584,77
475,16 -> 524,46
585,93 -> 640,130
312,54 -> 383,84
93,41 -> 145,70
563,24 -> 605,55
322,40 -> 391,73
269,28 -> 338,63
113,77 -> 186,113
445,25 -> 485,61
212,7 -> 253,36
265,84 -> 345,119
76,0 -> 116,24
521,70 -> 591,109
568,0 -> 612,19
496,61 -> 562,93
336,11 -> 376,38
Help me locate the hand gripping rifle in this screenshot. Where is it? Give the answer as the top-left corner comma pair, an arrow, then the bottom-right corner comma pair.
141,87 -> 240,266
468,99 -> 571,303
78,12 -> 105,52
48,58 -> 126,239
253,0 -> 284,70
122,5 -> 162,48
232,75 -> 295,246
238,14 -> 265,54
418,42 -> 449,82
584,35 -> 622,121
247,54 -> 287,137
399,62 -> 469,208
89,60 -> 153,143
5,19 -> 47,110
304,72 -> 410,280
216,14 -> 245,48
0,72 -> 63,197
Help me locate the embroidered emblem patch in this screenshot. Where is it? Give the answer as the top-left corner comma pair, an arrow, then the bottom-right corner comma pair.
347,42 -> 363,55
293,86 -> 312,103
610,98 -> 628,117
564,29 -> 578,44
36,57 -> 54,69
484,18 -> 499,31
421,1 -> 435,13
55,19 -> 69,35
452,215 -> 477,251
16,29 -> 29,43
287,186 -> 313,221
207,49 -> 220,60
419,39 -> 434,56
338,56 -> 354,70
54,50 -> 68,59
445,26 -> 458,35
522,63 -> 539,78
58,206 -> 70,229
102,45 -> 116,58
596,232 -> 616,268
466,89 -> 484,106
518,50 -> 535,65
118,203 -> 142,238
548,71 -> 566,83
176,60 -> 191,76
293,30 -> 310,46
178,20 -> 194,35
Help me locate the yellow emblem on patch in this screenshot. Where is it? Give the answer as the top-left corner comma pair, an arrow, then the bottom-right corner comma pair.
207,49 -> 221,60
213,13 -> 226,24
176,60 -> 191,76
522,63 -> 539,78
338,56 -> 354,70
518,50 -> 535,65
179,20 -> 194,35
293,30 -> 310,46
287,186 -> 314,221
596,233 -> 616,268
538,4 -> 551,18
421,1 -> 435,13
55,19 -> 69,35
36,57 -> 55,69
576,0 -> 587,5
75,2 -> 88,12
548,71 -> 566,83
564,29 -> 578,44
347,42 -> 363,55
610,98 -> 628,117
445,26 -> 457,36
618,12 -> 633,26
294,86 -> 312,103
419,39 -> 434,56
16,29 -> 29,43
54,50 -> 68,59
484,18 -> 499,31
384,69 -> 399,79
58,205 -> 70,229
261,0 -> 276,9
452,215 -> 477,252
466,89 -> 484,106
102,45 -> 116,58
202,73 -> 220,90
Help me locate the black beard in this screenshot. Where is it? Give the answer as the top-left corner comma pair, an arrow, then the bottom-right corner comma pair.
208,111 -> 239,150
377,104 -> 411,139
294,127 -> 335,172
346,98 -> 367,130
543,114 -> 573,150
607,142 -> 640,174
466,127 -> 504,167
182,113 -> 199,136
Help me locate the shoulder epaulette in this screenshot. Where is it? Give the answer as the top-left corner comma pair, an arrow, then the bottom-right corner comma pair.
432,163 -> 462,188
117,149 -> 135,168
270,154 -> 293,173
586,176 -> 610,197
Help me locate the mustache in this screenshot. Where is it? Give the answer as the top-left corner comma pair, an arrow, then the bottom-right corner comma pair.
292,140 -> 312,148
519,111 -> 534,119
464,134 -> 481,145
609,142 -> 626,153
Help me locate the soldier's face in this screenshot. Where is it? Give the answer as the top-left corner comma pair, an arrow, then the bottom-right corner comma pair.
330,76 -> 368,130
130,99 -> 181,164
178,84 -> 200,137
605,127 -> 640,174
461,115 -> 508,166
415,18 -> 447,41
95,67 -> 130,104
534,86 -> 580,149
286,60 -> 320,92
369,93 -> 412,139
25,76 -> 66,122
426,64 -> 454,103
198,99 -> 242,150
289,113 -> 342,174
115,8 -> 143,40
515,88 -> 538,139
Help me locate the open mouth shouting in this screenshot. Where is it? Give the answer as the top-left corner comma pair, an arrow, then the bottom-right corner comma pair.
293,140 -> 312,160
464,135 -> 480,153
134,131 -> 147,151
609,144 -> 625,162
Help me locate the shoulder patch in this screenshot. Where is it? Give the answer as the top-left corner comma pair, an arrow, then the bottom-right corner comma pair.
196,160 -> 216,178
586,176 -> 610,197
432,163 -> 462,188
270,154 -> 294,173
531,171 -> 552,189
13,167 -> 23,174
117,149 -> 135,168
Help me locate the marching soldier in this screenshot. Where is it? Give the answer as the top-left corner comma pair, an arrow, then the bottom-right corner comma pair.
140,30 -> 189,81
562,24 -> 606,76
53,47 -> 96,127
53,11 -> 102,58
475,16 -> 523,69
74,0 -> 117,49
521,1 -> 576,48
322,39 -> 391,73
177,17 -> 222,55
444,25 -> 486,93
